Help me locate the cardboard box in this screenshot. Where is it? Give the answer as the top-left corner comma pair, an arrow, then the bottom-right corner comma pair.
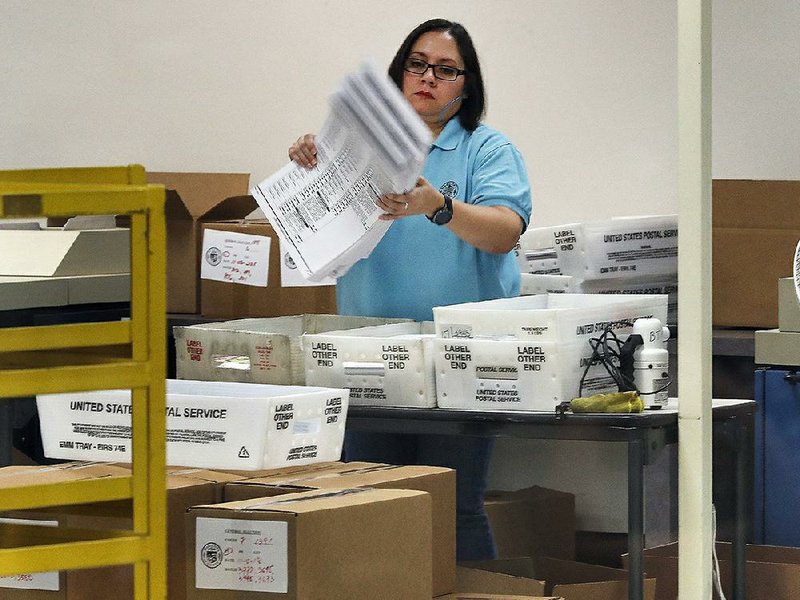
625,540 -> 800,600
303,322 -> 437,408
712,180 -> 800,328
224,463 -> 456,597
0,463 -> 246,600
484,487 -> 576,562
463,556 -> 656,600
209,460 -> 380,481
187,487 -> 433,599
36,379 -> 349,470
575,531 -> 629,569
0,228 -> 129,277
455,567 -> 546,597
146,171 -> 254,313
174,313 -> 409,386
538,557 -> 655,600
200,219 -> 336,319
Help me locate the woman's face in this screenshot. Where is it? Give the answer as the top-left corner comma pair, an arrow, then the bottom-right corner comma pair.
402,30 -> 466,133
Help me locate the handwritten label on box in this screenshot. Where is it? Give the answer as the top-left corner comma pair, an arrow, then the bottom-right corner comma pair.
201,229 -> 270,287
195,517 -> 288,592
0,518 -> 60,590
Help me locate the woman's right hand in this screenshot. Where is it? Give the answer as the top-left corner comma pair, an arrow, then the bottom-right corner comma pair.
288,133 -> 318,168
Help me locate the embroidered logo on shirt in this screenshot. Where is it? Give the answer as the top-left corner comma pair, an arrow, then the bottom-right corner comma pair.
439,181 -> 459,198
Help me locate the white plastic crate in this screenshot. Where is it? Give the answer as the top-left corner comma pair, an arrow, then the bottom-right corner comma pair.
434,337 -> 613,412
580,278 -> 678,326
434,293 -> 669,343
517,222 -> 581,275
36,379 -> 349,470
518,215 -> 677,280
520,274 -> 677,325
519,273 -> 583,295
303,322 -> 436,408
174,314 -> 408,385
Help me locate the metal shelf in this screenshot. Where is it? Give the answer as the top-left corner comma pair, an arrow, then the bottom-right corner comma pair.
0,168 -> 166,599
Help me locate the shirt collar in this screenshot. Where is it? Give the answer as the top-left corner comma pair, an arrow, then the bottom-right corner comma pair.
431,117 -> 464,151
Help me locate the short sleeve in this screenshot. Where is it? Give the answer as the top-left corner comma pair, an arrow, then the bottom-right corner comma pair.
470,140 -> 532,231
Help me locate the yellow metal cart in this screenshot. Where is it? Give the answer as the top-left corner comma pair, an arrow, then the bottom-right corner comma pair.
0,174 -> 167,599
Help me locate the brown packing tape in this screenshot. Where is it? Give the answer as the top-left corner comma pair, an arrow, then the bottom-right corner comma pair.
241,487 -> 370,510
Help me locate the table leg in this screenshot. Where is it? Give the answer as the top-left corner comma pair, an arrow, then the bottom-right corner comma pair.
732,417 -> 750,600
628,438 -> 645,600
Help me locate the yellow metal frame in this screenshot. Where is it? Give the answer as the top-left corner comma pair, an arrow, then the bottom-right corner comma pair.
0,177 -> 167,599
0,164 -> 146,185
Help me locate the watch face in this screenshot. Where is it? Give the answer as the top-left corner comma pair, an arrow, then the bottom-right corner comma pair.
432,208 -> 453,225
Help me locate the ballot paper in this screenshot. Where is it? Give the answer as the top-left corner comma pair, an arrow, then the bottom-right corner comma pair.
251,59 -> 432,282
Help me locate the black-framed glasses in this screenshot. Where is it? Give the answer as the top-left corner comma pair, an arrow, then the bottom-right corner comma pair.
403,57 -> 465,81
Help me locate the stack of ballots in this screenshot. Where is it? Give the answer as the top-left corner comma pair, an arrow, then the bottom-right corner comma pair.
516,215 -> 678,325
251,59 -> 432,282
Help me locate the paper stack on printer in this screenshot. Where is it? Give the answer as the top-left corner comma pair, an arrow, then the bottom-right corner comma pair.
251,59 -> 432,282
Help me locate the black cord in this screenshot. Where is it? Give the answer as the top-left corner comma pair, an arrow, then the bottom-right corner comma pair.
578,326 -> 672,397
579,326 -> 628,397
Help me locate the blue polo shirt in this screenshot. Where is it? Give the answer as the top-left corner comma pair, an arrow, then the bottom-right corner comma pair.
336,117 -> 532,322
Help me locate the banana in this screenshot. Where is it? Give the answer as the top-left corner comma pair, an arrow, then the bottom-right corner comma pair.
570,390 -> 644,413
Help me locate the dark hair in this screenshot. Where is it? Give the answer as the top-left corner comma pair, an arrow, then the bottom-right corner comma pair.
388,18 -> 485,132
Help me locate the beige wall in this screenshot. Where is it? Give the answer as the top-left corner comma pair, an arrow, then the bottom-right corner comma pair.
2,1 -> 796,229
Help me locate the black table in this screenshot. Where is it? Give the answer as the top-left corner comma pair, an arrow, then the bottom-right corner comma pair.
345,399 -> 755,600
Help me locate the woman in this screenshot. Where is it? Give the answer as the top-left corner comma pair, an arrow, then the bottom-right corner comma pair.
289,18 -> 532,561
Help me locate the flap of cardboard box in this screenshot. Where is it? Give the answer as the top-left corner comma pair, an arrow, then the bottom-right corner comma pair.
456,566 -> 547,596
713,180 -> 800,229
147,171 -> 251,220
536,556 -> 631,584
203,195 -> 259,221
551,579 -> 655,600
463,557 -> 656,600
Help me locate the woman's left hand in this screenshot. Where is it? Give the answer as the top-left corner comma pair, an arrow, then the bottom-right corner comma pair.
377,177 -> 441,221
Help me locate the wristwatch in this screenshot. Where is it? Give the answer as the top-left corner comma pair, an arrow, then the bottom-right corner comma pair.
428,191 -> 454,225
